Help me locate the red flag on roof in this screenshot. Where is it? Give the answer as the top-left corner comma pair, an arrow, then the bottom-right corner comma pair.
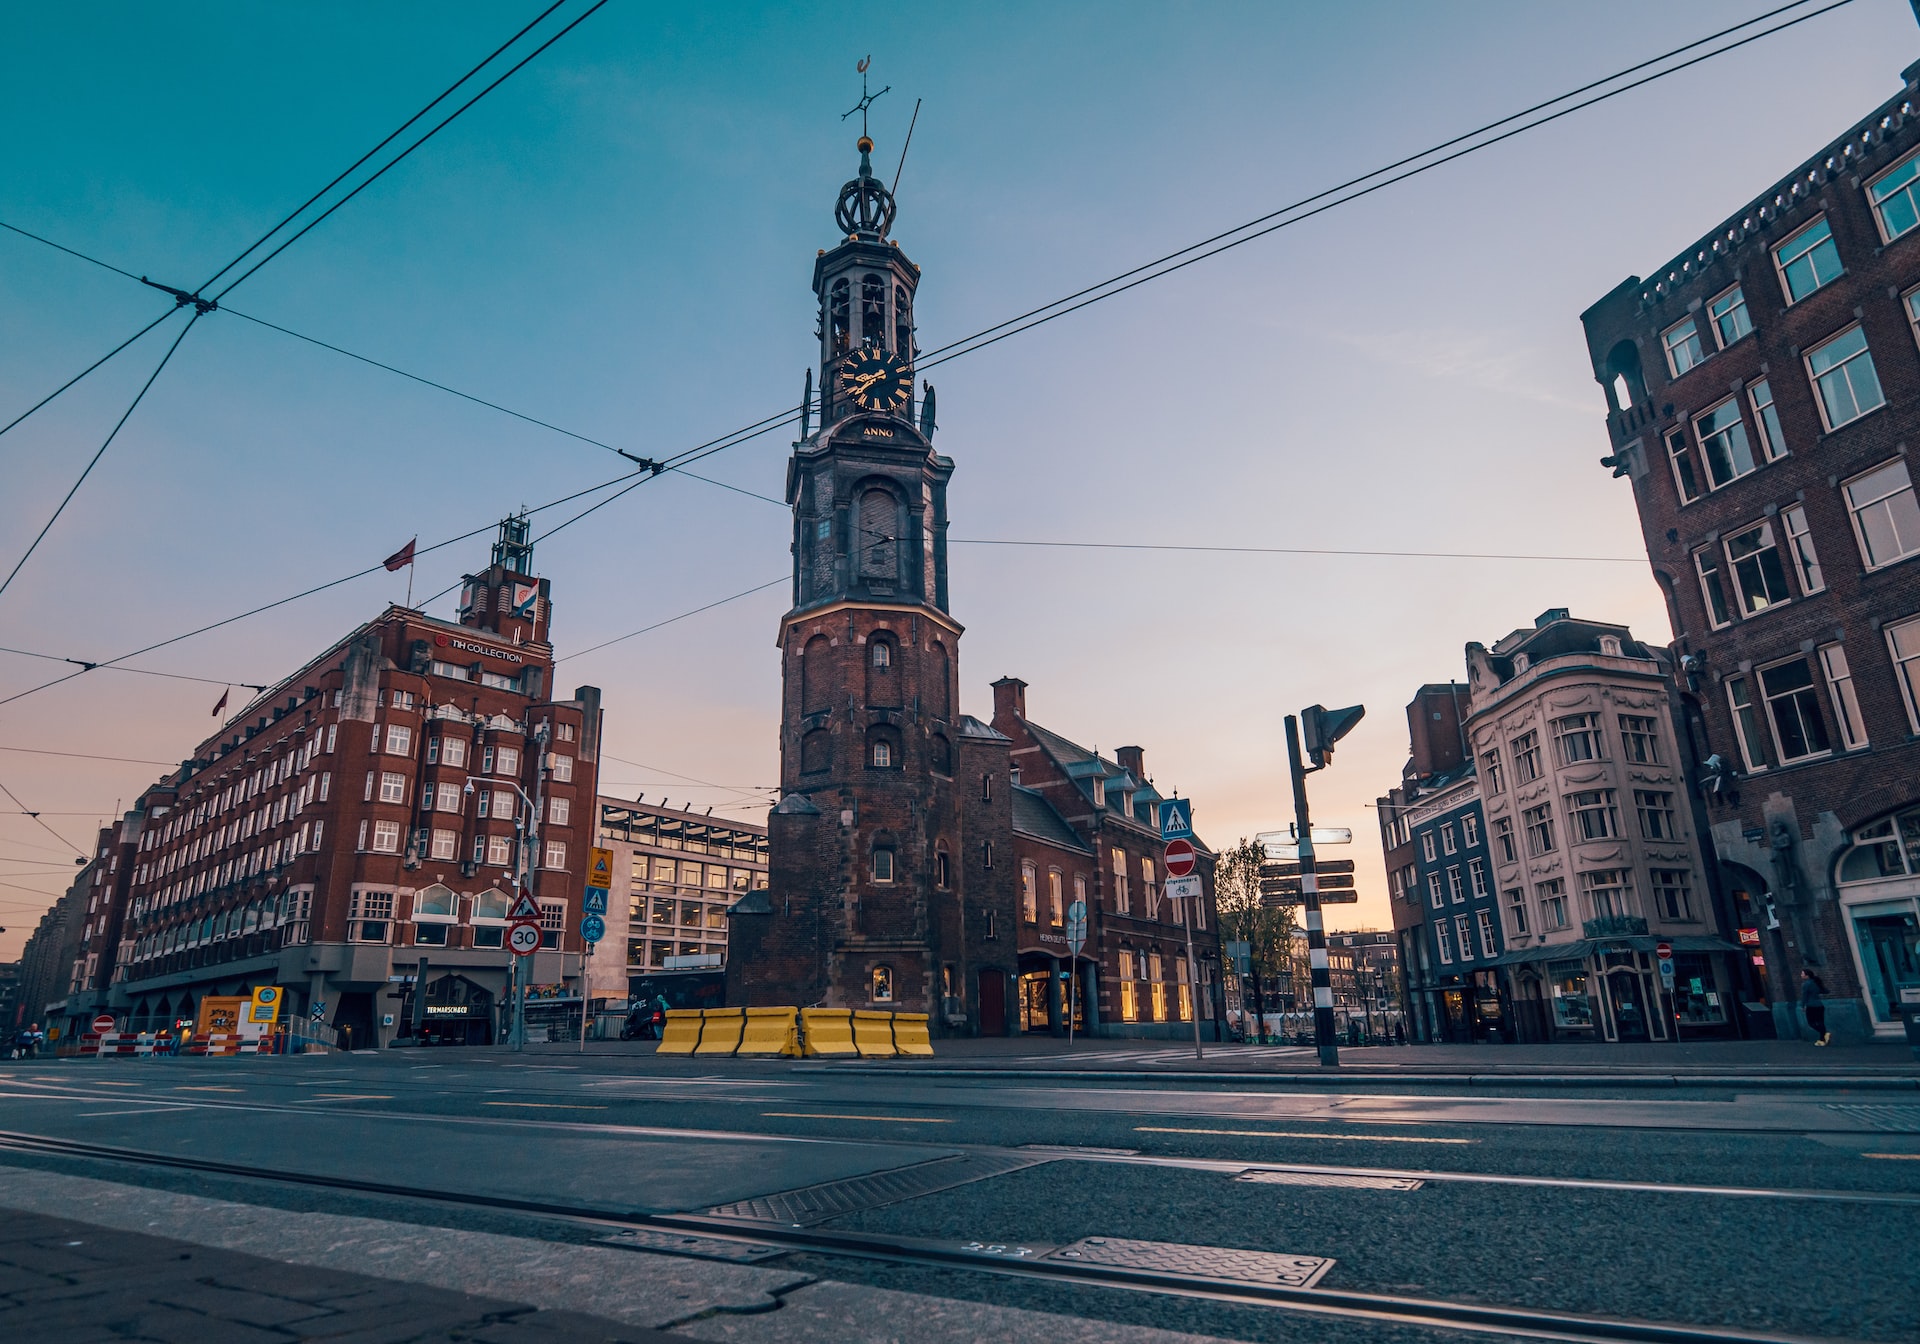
211,687 -> 228,717
382,538 -> 416,572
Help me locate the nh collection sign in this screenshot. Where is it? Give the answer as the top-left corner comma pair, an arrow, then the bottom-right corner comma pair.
434,632 -> 527,664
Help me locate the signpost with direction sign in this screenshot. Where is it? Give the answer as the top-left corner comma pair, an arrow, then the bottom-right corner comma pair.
1064,897 -> 1087,1047
1159,802 -> 1205,1061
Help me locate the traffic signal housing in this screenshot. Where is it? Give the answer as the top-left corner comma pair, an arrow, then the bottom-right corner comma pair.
1301,703 -> 1365,768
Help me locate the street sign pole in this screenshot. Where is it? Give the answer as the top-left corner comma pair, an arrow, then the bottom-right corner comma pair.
1181,888 -> 1203,1061
1286,714 -> 1338,1068
1160,801 -> 1204,1062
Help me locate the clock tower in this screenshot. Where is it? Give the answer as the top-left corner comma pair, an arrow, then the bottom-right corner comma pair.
725,130 -> 1019,1032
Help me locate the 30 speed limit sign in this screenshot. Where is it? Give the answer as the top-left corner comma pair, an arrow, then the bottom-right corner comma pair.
507,922 -> 541,956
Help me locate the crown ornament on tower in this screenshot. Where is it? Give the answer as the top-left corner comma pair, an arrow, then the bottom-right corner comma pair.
835,56 -> 896,239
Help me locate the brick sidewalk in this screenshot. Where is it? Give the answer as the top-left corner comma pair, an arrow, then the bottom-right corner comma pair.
0,1210 -> 678,1344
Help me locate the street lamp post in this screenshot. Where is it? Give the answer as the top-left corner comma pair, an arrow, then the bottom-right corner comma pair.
466,723 -> 547,1053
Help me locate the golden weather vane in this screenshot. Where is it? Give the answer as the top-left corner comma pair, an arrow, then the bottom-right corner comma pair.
842,55 -> 890,138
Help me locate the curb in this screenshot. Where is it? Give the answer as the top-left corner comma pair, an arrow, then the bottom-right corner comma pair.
794,1064 -> 1920,1090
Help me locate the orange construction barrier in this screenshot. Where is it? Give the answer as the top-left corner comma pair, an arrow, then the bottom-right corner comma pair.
851,1010 -> 897,1058
693,1007 -> 746,1055
800,1008 -> 856,1056
656,1009 -> 704,1054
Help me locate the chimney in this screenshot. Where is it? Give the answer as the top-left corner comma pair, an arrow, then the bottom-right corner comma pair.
991,677 -> 1027,727
1116,745 -> 1144,780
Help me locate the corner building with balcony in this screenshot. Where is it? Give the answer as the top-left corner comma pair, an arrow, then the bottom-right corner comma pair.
1465,612 -> 1734,1042
102,517 -> 602,1049
724,134 -> 1023,1030
1581,60 -> 1920,1039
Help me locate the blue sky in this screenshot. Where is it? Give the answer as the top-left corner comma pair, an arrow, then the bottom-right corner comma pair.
1,1 -> 1912,954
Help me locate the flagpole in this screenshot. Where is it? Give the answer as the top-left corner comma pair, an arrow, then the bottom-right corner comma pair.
406,560 -> 415,609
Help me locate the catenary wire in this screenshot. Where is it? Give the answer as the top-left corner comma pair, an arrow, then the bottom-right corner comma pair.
0,746 -> 180,767
0,779 -> 88,858
0,304 -> 177,443
209,1 -> 610,303
0,3 -> 1841,698
0,645 -> 266,691
0,310 -> 204,600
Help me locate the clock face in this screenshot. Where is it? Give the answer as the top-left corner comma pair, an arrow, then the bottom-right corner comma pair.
836,347 -> 912,414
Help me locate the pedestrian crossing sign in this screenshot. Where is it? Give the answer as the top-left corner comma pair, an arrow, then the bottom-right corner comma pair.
583,887 -> 608,915
1159,798 -> 1193,840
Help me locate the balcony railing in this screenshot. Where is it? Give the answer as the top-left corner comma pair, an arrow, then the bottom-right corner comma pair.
1582,914 -> 1649,939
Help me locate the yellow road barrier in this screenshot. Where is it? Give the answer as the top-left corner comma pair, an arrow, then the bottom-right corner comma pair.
737,1007 -> 802,1057
800,1008 -> 857,1056
695,1007 -> 746,1054
656,1009 -> 704,1054
852,1009 -> 897,1058
890,1013 -> 934,1057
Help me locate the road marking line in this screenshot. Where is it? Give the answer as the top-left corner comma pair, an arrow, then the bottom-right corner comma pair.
1135,1126 -> 1473,1144
174,1086 -> 244,1093
763,1112 -> 951,1123
482,1102 -> 607,1110
1863,1152 -> 1920,1160
75,1106 -> 192,1117
298,1094 -> 392,1102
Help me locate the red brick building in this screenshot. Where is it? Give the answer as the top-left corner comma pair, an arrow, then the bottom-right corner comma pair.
1580,60 -> 1920,1039
80,516 -> 602,1048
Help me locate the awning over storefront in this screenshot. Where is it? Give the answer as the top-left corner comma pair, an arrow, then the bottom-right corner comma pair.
1480,935 -> 1742,968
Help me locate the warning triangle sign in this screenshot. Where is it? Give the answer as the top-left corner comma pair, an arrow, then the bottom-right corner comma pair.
507,892 -> 541,922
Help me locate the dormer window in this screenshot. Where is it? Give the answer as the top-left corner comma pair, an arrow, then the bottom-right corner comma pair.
1599,636 -> 1622,657
1514,653 -> 1530,673
1092,773 -> 1106,808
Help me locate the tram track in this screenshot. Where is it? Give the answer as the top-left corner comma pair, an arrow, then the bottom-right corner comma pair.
0,1127 -> 1881,1344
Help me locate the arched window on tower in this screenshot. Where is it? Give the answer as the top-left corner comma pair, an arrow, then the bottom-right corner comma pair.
829,279 -> 851,357
859,489 -> 896,580
895,292 -> 912,363
868,726 -> 900,769
867,634 -> 900,708
802,635 -> 832,715
1605,340 -> 1646,413
860,273 -> 886,350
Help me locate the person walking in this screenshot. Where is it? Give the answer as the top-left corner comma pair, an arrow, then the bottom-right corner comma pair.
1800,969 -> 1831,1045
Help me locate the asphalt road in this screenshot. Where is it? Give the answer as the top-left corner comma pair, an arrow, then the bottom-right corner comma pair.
2,1048 -> 1916,1343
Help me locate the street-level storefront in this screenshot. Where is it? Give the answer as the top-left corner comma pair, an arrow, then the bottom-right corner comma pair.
1835,806 -> 1920,1036
397,973 -> 494,1046
1491,938 -> 1741,1042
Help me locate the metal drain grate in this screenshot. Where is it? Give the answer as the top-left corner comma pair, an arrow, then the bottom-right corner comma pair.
1823,1103 -> 1920,1133
1236,1169 -> 1423,1191
707,1152 -> 1047,1226
1047,1236 -> 1334,1288
594,1228 -> 787,1263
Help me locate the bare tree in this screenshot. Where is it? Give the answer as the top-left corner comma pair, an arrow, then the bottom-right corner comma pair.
1213,837 -> 1296,1041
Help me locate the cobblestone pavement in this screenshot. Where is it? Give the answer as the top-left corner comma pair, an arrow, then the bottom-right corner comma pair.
0,1209 -> 680,1344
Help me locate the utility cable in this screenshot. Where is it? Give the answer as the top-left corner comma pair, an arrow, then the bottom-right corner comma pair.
554,577 -> 788,663
0,778 -> 88,858
946,539 -> 1643,563
0,745 -> 178,767
0,310 -> 203,599
0,305 -> 178,444
0,645 -> 266,691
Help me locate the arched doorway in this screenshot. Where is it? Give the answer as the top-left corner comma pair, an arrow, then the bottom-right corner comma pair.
1601,964 -> 1653,1041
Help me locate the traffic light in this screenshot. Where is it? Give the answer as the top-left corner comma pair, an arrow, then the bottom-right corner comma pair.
1301,703 -> 1365,768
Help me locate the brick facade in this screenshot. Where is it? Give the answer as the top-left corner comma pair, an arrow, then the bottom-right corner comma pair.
1580,61 -> 1920,1038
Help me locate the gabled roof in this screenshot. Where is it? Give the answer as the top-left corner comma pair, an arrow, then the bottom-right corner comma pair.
1011,785 -> 1093,854
1019,719 -> 1191,841
957,714 -> 1009,740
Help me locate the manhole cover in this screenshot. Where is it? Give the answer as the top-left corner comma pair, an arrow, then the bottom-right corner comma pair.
1822,1103 -> 1920,1133
707,1152 -> 1047,1226
595,1228 -> 787,1263
1046,1236 -> 1334,1288
1236,1169 -> 1423,1190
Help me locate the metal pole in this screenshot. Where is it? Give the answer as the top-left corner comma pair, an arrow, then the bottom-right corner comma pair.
579,942 -> 591,1053
1285,714 -> 1338,1067
519,729 -> 548,1052
1182,894 -> 1203,1060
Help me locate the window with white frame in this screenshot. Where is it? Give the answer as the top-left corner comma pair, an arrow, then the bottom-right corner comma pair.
1818,644 -> 1868,750
1141,855 -> 1159,918
1434,917 -> 1454,964
1537,879 -> 1569,930
1454,914 -> 1474,961
1708,285 -> 1752,347
1725,674 -> 1774,772
1421,831 -> 1436,861
1427,872 -> 1444,908
539,901 -> 564,949
1505,887 -> 1530,936
1636,789 -> 1677,840
391,690 -> 415,711
1758,656 -> 1833,762
1869,150 -> 1920,241
1694,546 -> 1735,629
1511,731 -> 1541,783
1481,749 -> 1504,795
1523,803 -> 1556,856
442,737 -> 467,768
493,789 -> 515,819
434,782 -> 460,812
1886,616 -> 1920,733
1724,521 -> 1793,615
1468,857 -> 1487,897
1462,814 -> 1479,848
1773,216 -> 1842,303
496,745 -> 519,775
1020,862 -> 1037,921
370,820 -> 401,853
1569,789 -> 1620,841
1695,399 -> 1756,488
378,771 -> 406,804
486,834 -> 512,867
1476,909 -> 1498,959
1778,506 -> 1824,595
1448,865 -> 1464,903
549,754 -> 573,782
1907,287 -> 1920,352
548,796 -> 569,826
1650,869 -> 1694,922
544,841 -> 566,870
1806,326 -> 1885,430
1580,869 -> 1634,921
348,889 -> 393,942
1493,817 -> 1516,864
430,828 -> 458,860
1747,380 -> 1786,461
1440,822 -> 1457,855
1844,460 -> 1920,570
385,724 -> 412,755
1662,316 -> 1705,376
1111,846 -> 1130,913
1617,714 -> 1661,765
1666,428 -> 1703,505
1553,713 -> 1605,764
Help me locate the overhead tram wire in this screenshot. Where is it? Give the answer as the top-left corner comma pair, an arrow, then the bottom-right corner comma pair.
0,778 -> 88,859
0,3 -> 1849,697
0,1 -> 574,445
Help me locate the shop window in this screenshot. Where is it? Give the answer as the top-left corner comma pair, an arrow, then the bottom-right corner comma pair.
1548,961 -> 1593,1030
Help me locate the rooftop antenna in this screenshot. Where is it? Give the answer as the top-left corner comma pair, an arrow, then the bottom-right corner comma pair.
842,56 -> 890,138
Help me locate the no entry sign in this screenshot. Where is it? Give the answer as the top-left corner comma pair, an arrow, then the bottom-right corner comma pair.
1164,838 -> 1196,877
